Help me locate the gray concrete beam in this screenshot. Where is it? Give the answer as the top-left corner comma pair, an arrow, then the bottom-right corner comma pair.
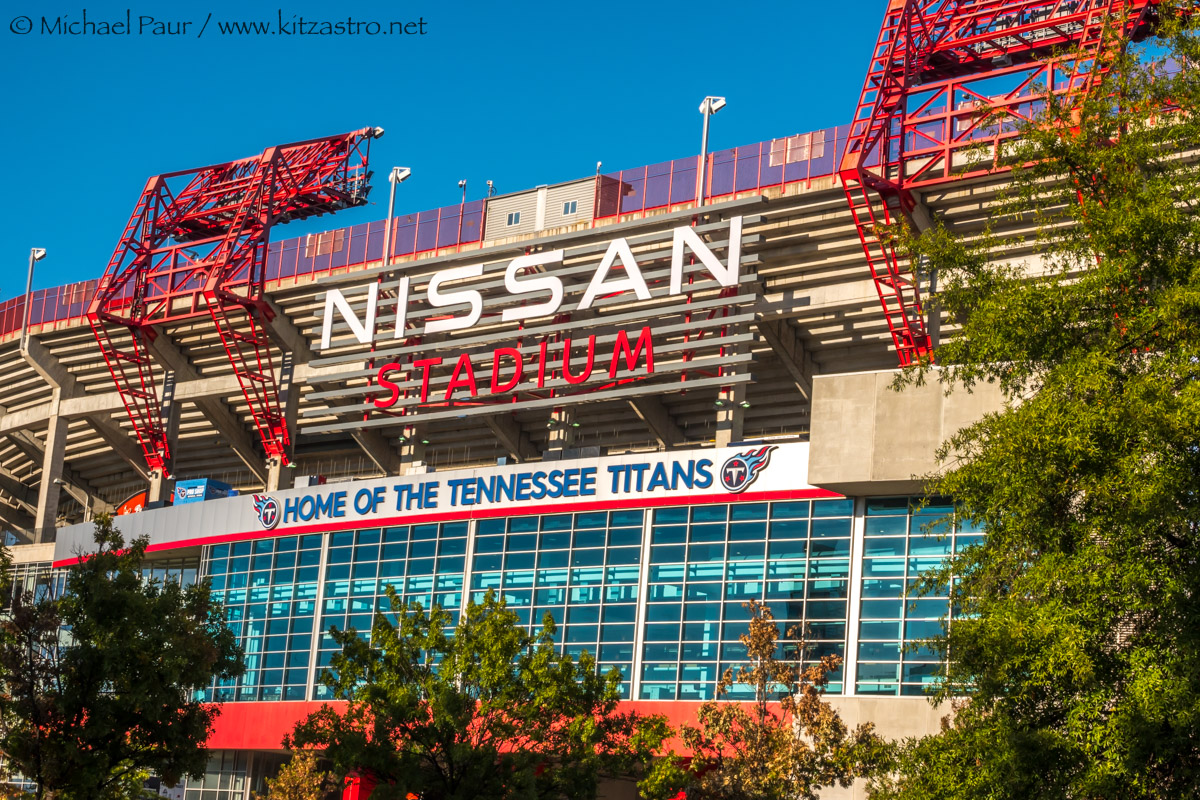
20,337 -> 77,393
350,428 -> 401,475
756,319 -> 815,402
33,405 -> 67,543
0,503 -> 34,545
545,408 -> 576,452
4,428 -> 113,514
85,414 -> 150,483
147,334 -> 267,485
0,469 -> 37,516
399,427 -> 428,475
628,396 -> 686,449
483,413 -> 536,463
262,298 -> 315,364
715,383 -> 747,449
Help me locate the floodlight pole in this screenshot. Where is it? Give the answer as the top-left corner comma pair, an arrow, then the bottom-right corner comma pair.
697,96 -> 726,208
382,167 -> 411,268
21,248 -> 46,352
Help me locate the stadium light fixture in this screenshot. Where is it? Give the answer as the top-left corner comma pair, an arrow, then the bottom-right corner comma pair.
382,167 -> 412,269
697,96 -> 727,208
21,248 -> 47,352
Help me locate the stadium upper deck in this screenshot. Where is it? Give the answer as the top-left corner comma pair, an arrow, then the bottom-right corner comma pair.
0,119 -> 1023,545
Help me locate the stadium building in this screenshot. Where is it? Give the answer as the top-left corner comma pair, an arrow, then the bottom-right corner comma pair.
2,2 -> 1177,797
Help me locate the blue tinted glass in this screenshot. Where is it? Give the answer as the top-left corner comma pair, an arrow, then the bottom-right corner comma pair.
767,540 -> 806,560
810,538 -> 850,558
688,543 -> 725,563
506,534 -> 538,552
866,497 -> 910,515
730,503 -> 768,521
540,514 -> 573,531
812,499 -> 853,517
607,527 -> 642,547
507,517 -> 538,534
538,550 -> 570,568
610,510 -> 643,527
654,507 -> 688,525
728,541 -> 765,561
690,505 -> 727,523
688,524 -> 726,544
771,501 -> 810,518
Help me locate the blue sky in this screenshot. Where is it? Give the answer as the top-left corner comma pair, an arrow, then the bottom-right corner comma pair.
0,0 -> 884,297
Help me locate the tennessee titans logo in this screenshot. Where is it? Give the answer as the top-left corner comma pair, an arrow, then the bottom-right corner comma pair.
252,494 -> 280,530
719,446 -> 777,493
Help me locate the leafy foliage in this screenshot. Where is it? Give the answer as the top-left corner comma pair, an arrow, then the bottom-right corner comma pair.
644,601 -> 885,800
288,588 -> 669,800
256,750 -> 336,800
871,8 -> 1200,800
0,514 -> 243,800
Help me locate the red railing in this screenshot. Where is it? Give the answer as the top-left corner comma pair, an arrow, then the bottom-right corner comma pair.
1,123 -> 854,342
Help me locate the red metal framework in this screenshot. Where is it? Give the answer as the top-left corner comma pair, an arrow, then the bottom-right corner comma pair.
88,128 -> 383,472
841,0 -> 1167,366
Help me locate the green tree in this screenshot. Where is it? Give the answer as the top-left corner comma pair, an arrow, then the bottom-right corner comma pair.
256,750 -> 335,800
643,601 -> 884,800
869,8 -> 1200,800
0,514 -> 244,800
289,588 -> 669,800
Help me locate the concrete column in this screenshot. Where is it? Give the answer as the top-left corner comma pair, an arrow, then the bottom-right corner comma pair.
148,386 -> 181,504
271,351 -> 302,491
266,457 -> 295,492
546,407 -> 577,451
400,427 -> 428,475
34,392 -> 68,543
714,382 -> 746,448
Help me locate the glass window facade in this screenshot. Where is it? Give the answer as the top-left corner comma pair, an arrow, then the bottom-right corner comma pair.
640,499 -> 851,700
855,497 -> 984,697
4,561 -> 63,609
193,495 -> 979,704
315,522 -> 468,700
471,511 -> 642,698
202,535 -> 323,702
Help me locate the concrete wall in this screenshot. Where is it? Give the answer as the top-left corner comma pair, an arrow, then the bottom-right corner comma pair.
820,696 -> 953,799
808,370 -> 1005,495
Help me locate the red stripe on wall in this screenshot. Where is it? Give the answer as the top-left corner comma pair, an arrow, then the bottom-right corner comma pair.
206,699 -> 723,751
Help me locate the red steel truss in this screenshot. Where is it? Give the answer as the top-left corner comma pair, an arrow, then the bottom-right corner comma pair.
841,0 -> 1167,366
88,128 -> 383,472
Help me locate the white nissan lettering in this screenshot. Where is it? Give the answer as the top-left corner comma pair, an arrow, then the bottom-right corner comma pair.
317,216 -> 742,349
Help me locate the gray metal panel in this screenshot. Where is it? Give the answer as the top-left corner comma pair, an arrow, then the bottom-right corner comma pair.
544,179 -> 595,228
485,190 -> 539,236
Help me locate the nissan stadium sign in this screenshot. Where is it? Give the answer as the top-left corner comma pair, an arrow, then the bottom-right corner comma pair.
302,209 -> 760,433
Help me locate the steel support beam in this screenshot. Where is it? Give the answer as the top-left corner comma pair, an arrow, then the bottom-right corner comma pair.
715,383 -> 746,449
756,319 -> 815,402
628,396 -> 686,449
483,413 -> 536,463
147,334 -> 267,484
